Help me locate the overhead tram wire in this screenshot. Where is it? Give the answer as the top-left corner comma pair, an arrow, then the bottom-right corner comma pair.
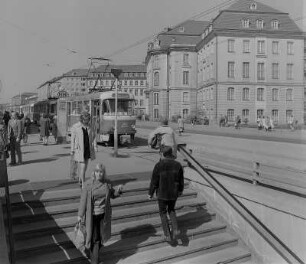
104,0 -> 304,61
105,0 -> 238,60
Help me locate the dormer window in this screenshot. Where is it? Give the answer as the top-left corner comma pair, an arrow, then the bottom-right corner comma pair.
242,19 -> 250,28
250,3 -> 257,10
256,19 -> 264,29
178,26 -> 185,33
271,20 -> 279,29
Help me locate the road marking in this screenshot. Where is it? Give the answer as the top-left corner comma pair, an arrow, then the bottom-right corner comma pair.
52,235 -> 71,260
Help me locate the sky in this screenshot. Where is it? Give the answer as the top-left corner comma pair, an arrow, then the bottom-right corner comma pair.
0,0 -> 304,102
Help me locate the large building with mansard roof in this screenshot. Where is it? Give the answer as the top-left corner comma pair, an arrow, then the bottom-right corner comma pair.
197,0 -> 304,125
146,0 -> 304,125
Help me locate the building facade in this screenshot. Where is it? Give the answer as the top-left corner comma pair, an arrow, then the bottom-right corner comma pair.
87,64 -> 148,115
37,69 -> 88,102
146,20 -> 209,121
197,0 -> 304,125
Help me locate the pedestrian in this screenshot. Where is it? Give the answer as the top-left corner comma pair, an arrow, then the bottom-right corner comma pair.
77,163 -> 123,264
177,116 -> 184,136
224,115 -> 228,127
235,115 -> 242,129
148,146 -> 184,244
17,113 -> 25,142
0,111 -> 9,160
40,114 -> 50,145
148,118 -> 177,158
38,113 -> 44,141
288,115 -> 295,131
71,111 -> 97,189
50,115 -> 58,144
23,115 -> 31,144
3,111 -> 10,127
219,115 -> 225,127
7,111 -> 22,165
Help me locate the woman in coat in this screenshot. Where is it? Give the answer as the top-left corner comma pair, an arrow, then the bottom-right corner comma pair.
50,115 -> 58,144
77,163 -> 123,264
40,114 -> 50,145
71,111 -> 97,188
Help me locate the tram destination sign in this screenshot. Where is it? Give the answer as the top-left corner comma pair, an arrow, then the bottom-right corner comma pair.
112,93 -> 130,99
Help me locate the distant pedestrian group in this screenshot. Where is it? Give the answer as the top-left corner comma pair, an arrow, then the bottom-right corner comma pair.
257,116 -> 274,132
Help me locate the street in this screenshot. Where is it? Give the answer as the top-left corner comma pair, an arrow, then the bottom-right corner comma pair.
7,125 -> 306,194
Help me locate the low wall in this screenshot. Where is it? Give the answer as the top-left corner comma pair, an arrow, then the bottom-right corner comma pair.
185,167 -> 306,264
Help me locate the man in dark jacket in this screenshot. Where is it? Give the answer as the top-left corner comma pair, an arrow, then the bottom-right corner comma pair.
148,146 -> 184,243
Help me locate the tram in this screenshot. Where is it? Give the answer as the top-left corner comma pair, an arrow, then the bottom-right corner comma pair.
20,103 -> 35,121
57,91 -> 137,144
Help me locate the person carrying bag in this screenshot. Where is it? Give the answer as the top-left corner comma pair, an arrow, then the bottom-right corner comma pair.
77,163 -> 123,264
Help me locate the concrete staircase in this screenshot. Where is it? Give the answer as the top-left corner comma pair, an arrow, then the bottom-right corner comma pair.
10,176 -> 252,264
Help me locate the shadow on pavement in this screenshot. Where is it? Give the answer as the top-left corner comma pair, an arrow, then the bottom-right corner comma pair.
109,153 -> 130,158
177,206 -> 213,247
22,157 -> 57,165
53,153 -> 71,157
22,150 -> 39,154
9,179 -> 29,186
102,224 -> 157,264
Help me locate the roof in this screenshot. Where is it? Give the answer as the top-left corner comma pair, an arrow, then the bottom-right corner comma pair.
211,0 -> 302,32
154,20 -> 210,50
93,64 -> 146,73
38,76 -> 63,89
161,20 -> 210,36
158,35 -> 201,49
225,0 -> 286,14
12,92 -> 37,99
63,68 -> 88,77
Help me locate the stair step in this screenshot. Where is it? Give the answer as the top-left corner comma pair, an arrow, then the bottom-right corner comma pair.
173,246 -> 251,264
103,233 -> 239,264
15,218 -> 226,259
10,181 -> 190,208
11,189 -> 197,222
16,232 -> 239,264
14,205 -> 214,240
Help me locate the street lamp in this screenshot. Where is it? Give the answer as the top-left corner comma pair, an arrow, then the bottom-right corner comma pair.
111,68 -> 122,157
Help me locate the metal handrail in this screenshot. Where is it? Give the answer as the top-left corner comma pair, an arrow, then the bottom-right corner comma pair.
178,144 -> 304,264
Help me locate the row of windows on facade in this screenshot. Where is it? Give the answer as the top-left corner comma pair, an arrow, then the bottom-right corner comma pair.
153,54 -> 190,68
152,108 -> 190,119
89,72 -> 146,78
153,71 -> 190,86
88,80 -> 146,87
226,109 -> 295,122
228,39 -> 294,55
152,92 -> 189,105
134,99 -> 144,107
227,62 -> 294,80
241,18 -> 280,30
201,87 -> 295,102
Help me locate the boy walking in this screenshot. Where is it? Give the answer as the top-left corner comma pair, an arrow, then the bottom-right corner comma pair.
148,146 -> 184,244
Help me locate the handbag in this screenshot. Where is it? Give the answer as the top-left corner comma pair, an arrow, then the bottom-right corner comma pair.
70,156 -> 78,180
74,221 -> 86,250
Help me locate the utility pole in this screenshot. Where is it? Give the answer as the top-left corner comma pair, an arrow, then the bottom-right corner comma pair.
111,68 -> 122,157
166,51 -> 170,120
